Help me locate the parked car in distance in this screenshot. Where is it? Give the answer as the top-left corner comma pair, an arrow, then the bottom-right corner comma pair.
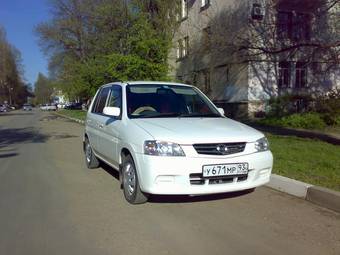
65,102 -> 82,110
23,104 -> 33,111
47,104 -> 57,111
57,103 -> 66,109
84,81 -> 273,204
40,104 -> 57,111
0,104 -> 10,112
40,104 -> 48,111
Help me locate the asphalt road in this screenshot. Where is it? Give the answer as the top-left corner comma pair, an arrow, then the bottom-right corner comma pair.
0,110 -> 339,255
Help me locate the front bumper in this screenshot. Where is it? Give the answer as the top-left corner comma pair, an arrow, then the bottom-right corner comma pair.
133,150 -> 273,195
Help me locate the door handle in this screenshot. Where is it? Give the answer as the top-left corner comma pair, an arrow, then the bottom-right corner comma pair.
98,123 -> 104,129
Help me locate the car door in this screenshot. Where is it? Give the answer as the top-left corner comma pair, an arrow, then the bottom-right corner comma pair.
86,89 -> 101,152
87,86 -> 111,154
96,85 -> 122,168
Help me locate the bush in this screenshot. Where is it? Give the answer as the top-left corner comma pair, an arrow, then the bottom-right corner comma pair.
260,113 -> 326,130
267,94 -> 313,117
315,88 -> 340,125
282,113 -> 326,129
336,116 -> 340,126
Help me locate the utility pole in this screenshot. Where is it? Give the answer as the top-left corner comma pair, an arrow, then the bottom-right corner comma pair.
8,86 -> 13,105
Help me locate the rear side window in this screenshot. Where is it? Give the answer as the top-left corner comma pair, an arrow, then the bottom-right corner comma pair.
92,87 -> 110,114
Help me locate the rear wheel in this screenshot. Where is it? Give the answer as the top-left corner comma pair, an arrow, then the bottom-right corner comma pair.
84,137 -> 100,169
122,155 -> 148,204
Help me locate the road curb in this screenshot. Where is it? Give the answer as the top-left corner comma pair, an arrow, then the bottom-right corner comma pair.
306,186 -> 340,213
266,174 -> 340,213
266,174 -> 313,198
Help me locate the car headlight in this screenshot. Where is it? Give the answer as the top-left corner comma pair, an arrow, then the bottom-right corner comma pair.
144,140 -> 185,156
255,137 -> 269,152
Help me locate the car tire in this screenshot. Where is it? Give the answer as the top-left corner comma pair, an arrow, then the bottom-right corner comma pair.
122,155 -> 148,204
84,137 -> 100,169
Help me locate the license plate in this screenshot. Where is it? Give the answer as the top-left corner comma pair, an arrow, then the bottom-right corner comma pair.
202,163 -> 249,177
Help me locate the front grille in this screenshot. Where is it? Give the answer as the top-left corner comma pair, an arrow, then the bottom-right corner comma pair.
189,173 -> 248,185
193,142 -> 246,155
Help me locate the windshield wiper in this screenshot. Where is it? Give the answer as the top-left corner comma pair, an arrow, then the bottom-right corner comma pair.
178,113 -> 222,118
137,112 -> 181,118
133,112 -> 222,119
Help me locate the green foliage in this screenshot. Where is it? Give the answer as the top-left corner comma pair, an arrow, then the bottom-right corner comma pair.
0,25 -> 30,105
264,91 -> 340,129
315,88 -> 340,125
35,0 -> 176,100
260,113 -> 327,130
267,94 -> 313,117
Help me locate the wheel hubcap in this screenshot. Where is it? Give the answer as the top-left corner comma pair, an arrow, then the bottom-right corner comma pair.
85,142 -> 92,163
124,163 -> 136,195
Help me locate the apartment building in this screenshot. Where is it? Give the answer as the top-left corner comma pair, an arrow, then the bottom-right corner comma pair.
168,0 -> 340,118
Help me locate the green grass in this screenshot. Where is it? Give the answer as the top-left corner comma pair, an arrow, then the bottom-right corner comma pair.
57,109 -> 87,121
268,134 -> 340,191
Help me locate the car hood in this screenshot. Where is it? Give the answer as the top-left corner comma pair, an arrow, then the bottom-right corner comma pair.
132,117 -> 264,144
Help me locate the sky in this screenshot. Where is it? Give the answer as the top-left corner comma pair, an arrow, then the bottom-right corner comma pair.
0,0 -> 50,86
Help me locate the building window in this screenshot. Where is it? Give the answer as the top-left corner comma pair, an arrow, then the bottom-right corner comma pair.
176,37 -> 189,60
203,71 -> 211,93
295,62 -> 307,88
181,0 -> 188,19
202,26 -> 211,50
278,61 -> 290,88
201,0 -> 210,11
176,39 -> 182,59
183,36 -> 189,57
292,13 -> 311,41
277,11 -> 311,41
277,11 -> 292,39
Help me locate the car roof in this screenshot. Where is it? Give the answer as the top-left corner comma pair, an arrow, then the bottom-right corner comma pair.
101,81 -> 193,88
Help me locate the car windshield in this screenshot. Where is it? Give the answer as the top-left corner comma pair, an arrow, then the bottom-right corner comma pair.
126,84 -> 222,119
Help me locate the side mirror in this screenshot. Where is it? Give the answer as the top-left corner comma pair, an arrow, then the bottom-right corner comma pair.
103,106 -> 121,117
217,108 -> 225,116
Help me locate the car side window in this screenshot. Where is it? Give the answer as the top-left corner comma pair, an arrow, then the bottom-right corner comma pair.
107,86 -> 122,109
92,87 -> 110,114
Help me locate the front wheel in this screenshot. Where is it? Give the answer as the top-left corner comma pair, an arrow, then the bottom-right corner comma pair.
122,155 -> 148,204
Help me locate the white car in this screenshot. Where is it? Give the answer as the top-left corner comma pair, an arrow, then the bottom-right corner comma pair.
47,104 -> 57,111
23,104 -> 33,111
40,104 -> 57,111
84,81 -> 273,204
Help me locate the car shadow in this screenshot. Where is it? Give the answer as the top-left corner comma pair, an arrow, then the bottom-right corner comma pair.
0,152 -> 19,158
0,127 -> 50,149
0,112 -> 34,116
148,189 -> 255,204
99,161 -> 255,203
100,161 -> 120,180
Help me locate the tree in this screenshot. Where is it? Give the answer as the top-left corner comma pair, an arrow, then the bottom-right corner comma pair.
0,25 -> 29,105
34,73 -> 53,104
35,0 -> 177,100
